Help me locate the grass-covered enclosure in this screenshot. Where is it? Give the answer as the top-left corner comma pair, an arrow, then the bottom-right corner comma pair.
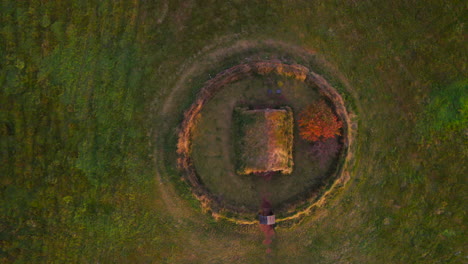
234,107 -> 293,175
190,72 -> 343,216
1,0 -> 466,263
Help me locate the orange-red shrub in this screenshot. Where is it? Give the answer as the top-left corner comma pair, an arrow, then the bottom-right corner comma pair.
298,100 -> 343,142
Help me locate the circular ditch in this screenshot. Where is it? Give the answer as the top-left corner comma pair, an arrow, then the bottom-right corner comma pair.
176,60 -> 355,224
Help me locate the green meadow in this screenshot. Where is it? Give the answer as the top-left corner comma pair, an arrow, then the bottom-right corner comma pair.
1,0 -> 466,263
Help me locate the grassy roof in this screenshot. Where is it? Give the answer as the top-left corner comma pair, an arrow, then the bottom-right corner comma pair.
234,107 -> 294,174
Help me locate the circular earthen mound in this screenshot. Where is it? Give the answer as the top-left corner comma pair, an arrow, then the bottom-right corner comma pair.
177,60 -> 355,224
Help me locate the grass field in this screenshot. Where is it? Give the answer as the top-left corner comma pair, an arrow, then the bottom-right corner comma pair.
1,0 -> 466,263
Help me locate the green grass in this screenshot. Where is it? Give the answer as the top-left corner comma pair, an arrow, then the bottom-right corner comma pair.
1,0 -> 466,263
417,80 -> 468,142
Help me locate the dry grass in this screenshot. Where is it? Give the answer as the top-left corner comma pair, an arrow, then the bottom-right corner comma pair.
235,107 -> 294,174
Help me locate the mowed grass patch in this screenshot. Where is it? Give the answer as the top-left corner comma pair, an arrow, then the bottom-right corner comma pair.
0,1 -> 180,262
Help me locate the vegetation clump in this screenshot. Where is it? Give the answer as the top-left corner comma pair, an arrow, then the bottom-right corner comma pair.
298,100 -> 343,142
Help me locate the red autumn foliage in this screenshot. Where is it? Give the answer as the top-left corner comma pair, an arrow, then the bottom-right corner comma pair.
298,100 -> 343,142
